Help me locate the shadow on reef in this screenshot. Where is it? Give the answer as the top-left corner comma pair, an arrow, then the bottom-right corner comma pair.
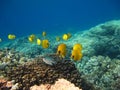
2,54 -> 94,90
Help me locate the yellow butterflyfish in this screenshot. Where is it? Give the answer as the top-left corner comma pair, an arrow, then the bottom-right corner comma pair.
28,37 -> 33,42
37,38 -> 41,45
28,34 -> 36,42
8,34 -> 16,40
57,43 -> 67,58
73,43 -> 82,51
62,34 -> 68,40
41,39 -> 49,48
71,49 -> 82,61
62,33 -> 72,40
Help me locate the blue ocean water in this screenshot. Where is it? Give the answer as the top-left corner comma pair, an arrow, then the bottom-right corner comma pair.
0,0 -> 120,40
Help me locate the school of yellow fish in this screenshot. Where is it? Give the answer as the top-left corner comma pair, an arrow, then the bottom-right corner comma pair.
0,31 -> 83,61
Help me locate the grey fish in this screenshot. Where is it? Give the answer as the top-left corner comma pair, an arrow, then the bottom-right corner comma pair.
42,57 -> 56,66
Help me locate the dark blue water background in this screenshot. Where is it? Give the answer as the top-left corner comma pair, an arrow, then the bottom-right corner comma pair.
0,0 -> 120,41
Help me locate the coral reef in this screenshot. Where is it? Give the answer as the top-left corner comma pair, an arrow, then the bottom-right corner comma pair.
30,78 -> 82,90
2,54 -> 93,90
86,20 -> 120,58
0,20 -> 120,59
0,35 -> 57,58
76,55 -> 120,90
0,48 -> 30,72
0,20 -> 120,90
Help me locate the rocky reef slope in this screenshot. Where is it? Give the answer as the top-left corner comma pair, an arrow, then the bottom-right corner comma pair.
0,20 -> 120,90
